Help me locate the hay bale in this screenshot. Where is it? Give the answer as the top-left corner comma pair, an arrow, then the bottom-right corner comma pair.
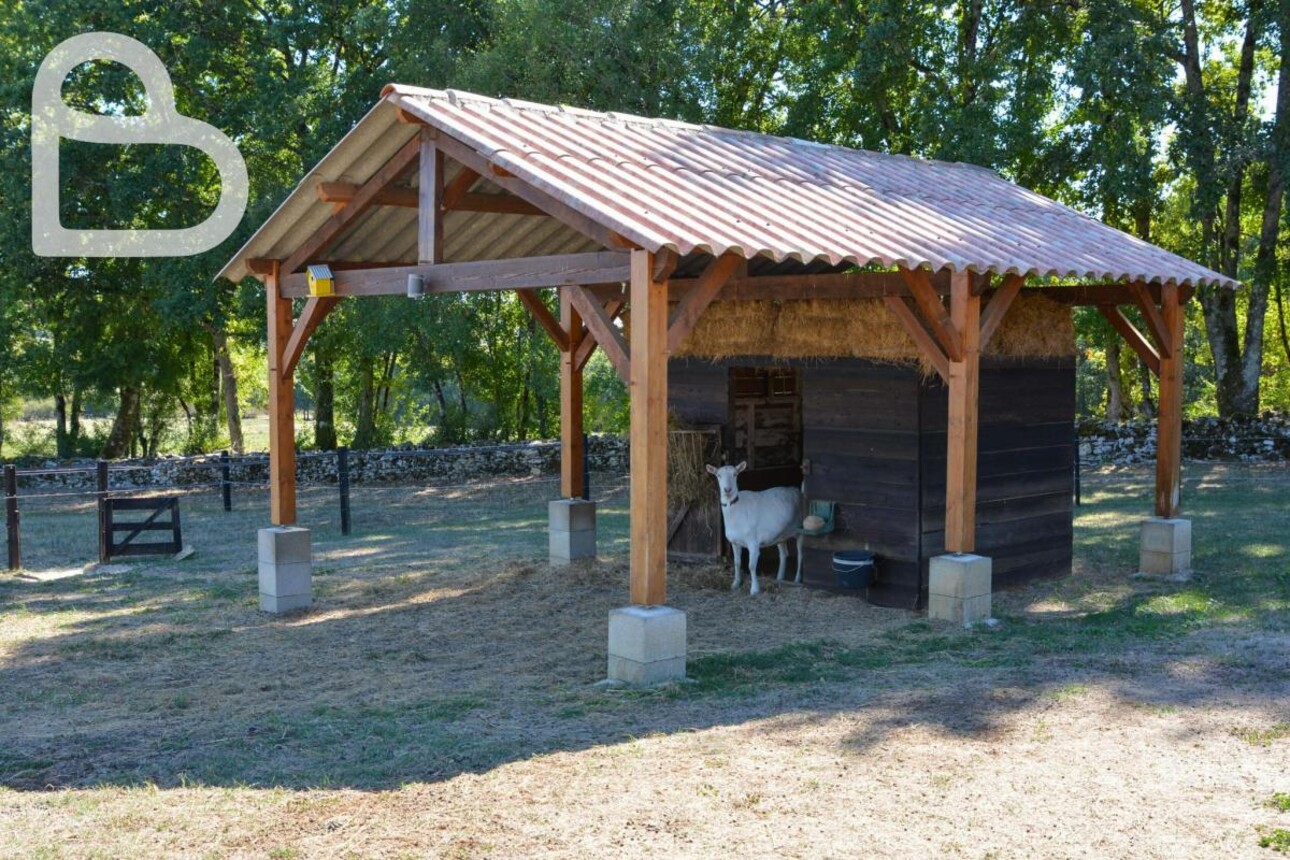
986,293 -> 1075,358
667,428 -> 720,507
676,291 -> 1073,369
673,301 -> 778,359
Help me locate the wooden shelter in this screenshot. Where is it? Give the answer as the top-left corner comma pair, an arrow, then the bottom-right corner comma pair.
221,87 -> 1234,669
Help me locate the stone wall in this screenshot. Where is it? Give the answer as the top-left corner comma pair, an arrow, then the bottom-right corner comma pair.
10,436 -> 631,492
8,415 -> 1288,492
1078,415 -> 1290,465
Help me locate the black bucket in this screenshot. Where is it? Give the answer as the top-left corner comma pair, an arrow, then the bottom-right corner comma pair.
833,550 -> 876,589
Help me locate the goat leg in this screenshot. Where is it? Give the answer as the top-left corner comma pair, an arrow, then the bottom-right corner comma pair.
748,544 -> 761,595
775,541 -> 789,581
731,544 -> 742,591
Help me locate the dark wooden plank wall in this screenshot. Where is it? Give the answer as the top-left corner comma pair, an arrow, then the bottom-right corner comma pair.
667,356 -> 1074,603
799,361 -> 922,598
918,356 -> 1075,599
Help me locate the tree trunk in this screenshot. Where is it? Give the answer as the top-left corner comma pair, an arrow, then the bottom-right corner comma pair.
313,346 -> 337,451
1137,360 -> 1155,420
55,393 -> 71,458
211,328 -> 244,454
1106,336 -> 1125,422
1184,1 -> 1263,416
102,386 -> 140,459
69,388 -> 82,451
432,379 -> 450,432
354,360 -> 377,450
1243,2 -> 1290,412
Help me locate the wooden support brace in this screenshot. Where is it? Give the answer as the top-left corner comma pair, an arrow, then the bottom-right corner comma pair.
1098,305 -> 1161,377
282,135 -> 422,275
666,252 -> 743,354
899,267 -> 964,362
653,249 -> 679,282
567,286 -> 630,383
316,182 -> 418,208
442,166 -> 480,209
1130,281 -> 1173,358
979,273 -> 1023,349
282,296 -> 341,378
574,297 -> 625,372
628,249 -> 668,606
883,296 -> 951,384
516,289 -> 569,352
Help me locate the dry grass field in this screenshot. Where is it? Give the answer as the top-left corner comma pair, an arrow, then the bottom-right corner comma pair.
1,464 -> 1288,859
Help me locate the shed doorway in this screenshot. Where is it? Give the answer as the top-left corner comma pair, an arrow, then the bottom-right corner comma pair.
727,366 -> 803,493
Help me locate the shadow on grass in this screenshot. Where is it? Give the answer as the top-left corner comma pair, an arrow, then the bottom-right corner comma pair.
0,464 -> 1286,791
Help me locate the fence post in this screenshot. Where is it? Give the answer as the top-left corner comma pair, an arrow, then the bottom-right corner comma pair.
582,433 -> 591,501
1073,424 -> 1082,506
96,460 -> 110,563
338,446 -> 351,536
4,465 -> 19,571
221,450 -> 232,512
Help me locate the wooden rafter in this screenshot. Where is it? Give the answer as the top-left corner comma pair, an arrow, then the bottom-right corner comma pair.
567,286 -> 630,383
516,289 -> 570,352
898,268 -> 964,361
429,130 -> 629,251
1098,304 -> 1161,377
1130,281 -> 1173,358
282,135 -> 422,275
282,296 -> 341,378
666,252 -> 743,354
280,251 -> 630,298
883,296 -> 951,384
316,182 -> 417,208
979,273 -> 1023,349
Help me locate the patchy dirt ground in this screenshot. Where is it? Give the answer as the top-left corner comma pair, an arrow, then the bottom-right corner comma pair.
1,465 -> 1288,859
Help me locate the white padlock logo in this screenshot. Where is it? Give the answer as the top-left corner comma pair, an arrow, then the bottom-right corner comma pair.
31,32 -> 248,258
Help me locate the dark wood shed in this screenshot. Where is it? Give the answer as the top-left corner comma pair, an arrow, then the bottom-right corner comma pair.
667,354 -> 1074,607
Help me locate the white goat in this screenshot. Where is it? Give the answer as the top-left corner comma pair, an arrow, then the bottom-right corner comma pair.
706,461 -> 803,595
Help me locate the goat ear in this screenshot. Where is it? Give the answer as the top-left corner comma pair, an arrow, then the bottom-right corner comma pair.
705,464 -> 718,475
735,461 -> 747,474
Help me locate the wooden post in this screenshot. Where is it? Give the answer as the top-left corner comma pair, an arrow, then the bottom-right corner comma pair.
945,270 -> 981,553
560,289 -> 585,499
4,464 -> 19,571
220,450 -> 232,512
418,127 -> 444,265
1155,282 -> 1185,517
629,249 -> 668,605
338,446 -> 352,536
266,261 -> 297,525
96,460 -> 109,563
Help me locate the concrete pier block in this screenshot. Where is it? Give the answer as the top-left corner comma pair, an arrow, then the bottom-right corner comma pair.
258,526 -> 312,613
607,605 -> 687,685
1140,517 -> 1192,576
549,499 -> 596,565
928,553 -> 992,626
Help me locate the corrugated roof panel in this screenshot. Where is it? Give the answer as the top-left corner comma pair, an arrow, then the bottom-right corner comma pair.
219,86 -> 1235,289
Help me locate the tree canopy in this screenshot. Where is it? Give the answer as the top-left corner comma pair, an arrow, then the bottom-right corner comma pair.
0,0 -> 1285,458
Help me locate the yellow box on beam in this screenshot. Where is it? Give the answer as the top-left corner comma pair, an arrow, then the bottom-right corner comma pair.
306,264 -> 334,297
